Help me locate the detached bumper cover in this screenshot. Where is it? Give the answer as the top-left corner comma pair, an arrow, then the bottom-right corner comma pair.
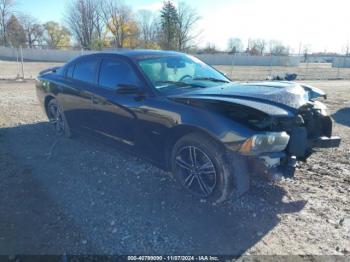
287,112 -> 341,158
310,136 -> 341,148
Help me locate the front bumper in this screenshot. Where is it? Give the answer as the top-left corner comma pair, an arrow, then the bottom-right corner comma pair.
287,117 -> 341,159
246,106 -> 341,180
251,131 -> 341,180
309,136 -> 341,148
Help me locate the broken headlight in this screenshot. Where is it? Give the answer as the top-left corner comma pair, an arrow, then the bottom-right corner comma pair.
240,132 -> 290,155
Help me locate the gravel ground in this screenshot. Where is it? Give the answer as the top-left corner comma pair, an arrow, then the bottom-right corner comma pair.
0,80 -> 349,255
0,60 -> 63,80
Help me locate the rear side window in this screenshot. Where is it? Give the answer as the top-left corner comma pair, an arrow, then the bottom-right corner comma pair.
99,59 -> 140,89
73,59 -> 98,84
66,64 -> 75,78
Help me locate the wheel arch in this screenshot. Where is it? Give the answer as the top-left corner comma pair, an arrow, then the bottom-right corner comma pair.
44,95 -> 55,117
163,124 -> 226,170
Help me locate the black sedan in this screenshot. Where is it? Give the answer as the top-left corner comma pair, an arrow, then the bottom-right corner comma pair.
36,50 -> 340,203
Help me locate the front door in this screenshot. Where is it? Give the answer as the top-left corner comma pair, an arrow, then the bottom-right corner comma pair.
89,58 -> 144,147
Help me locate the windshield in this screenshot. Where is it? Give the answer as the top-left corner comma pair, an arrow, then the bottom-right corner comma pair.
137,54 -> 230,92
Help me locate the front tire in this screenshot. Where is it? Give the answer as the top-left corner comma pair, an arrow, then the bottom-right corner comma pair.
47,99 -> 72,138
171,132 -> 250,204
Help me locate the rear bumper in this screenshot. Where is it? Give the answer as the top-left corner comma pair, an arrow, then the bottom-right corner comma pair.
309,136 -> 341,148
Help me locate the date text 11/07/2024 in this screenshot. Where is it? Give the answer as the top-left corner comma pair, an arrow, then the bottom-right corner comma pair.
127,255 -> 221,261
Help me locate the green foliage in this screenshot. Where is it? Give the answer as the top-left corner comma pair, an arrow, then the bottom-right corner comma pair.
43,21 -> 71,49
6,15 -> 26,47
160,0 -> 179,50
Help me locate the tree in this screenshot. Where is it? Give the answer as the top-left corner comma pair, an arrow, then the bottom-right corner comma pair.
137,9 -> 159,49
227,38 -> 243,53
119,19 -> 139,48
43,21 -> 71,49
19,14 -> 44,48
246,38 -> 259,55
100,0 -> 137,48
176,1 -> 200,51
66,0 -> 103,49
6,14 -> 25,47
0,0 -> 15,46
201,42 -> 219,54
159,0 -> 178,50
268,40 -> 289,56
248,38 -> 266,55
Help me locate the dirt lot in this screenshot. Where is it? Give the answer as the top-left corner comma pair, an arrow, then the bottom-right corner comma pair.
0,60 -> 63,80
217,63 -> 350,81
0,79 -> 349,255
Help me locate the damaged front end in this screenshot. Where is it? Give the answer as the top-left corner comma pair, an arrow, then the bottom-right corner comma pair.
172,80 -> 341,180
240,97 -> 341,180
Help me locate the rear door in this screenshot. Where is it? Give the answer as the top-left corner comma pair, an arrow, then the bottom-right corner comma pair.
59,56 -> 100,134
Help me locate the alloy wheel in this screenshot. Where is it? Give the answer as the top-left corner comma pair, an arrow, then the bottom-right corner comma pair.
175,146 -> 217,197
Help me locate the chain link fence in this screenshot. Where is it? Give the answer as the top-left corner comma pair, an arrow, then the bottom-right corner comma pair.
1,46 -> 350,81
214,54 -> 350,81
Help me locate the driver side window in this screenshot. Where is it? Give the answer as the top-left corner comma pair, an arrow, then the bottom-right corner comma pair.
99,59 -> 140,90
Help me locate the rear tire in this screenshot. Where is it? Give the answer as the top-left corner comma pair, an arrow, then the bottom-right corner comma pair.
47,99 -> 72,138
171,132 -> 250,204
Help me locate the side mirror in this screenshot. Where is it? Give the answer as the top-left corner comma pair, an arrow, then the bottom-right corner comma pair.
115,84 -> 141,95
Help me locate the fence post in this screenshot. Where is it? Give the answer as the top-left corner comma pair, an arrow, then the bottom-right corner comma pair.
337,56 -> 346,79
230,53 -> 235,79
269,54 -> 273,76
16,48 -> 20,79
336,57 -> 340,79
20,46 -> 24,80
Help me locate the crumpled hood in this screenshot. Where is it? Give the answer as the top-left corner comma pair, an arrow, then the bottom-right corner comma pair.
176,81 -> 326,111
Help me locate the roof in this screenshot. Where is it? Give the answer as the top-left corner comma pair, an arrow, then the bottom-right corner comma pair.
89,49 -> 186,60
64,49 -> 190,66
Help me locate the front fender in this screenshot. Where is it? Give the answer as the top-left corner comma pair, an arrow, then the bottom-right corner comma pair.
173,104 -> 255,150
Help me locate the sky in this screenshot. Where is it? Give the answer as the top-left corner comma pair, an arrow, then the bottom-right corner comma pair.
16,0 -> 350,53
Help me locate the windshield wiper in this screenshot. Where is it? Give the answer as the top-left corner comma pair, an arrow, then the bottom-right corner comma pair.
192,77 -> 230,83
155,80 -> 188,86
155,80 -> 206,88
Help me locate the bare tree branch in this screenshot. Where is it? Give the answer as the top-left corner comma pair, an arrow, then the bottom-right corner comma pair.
137,9 -> 159,49
177,1 -> 200,51
19,14 -> 44,48
0,0 -> 16,46
100,0 -> 135,48
65,0 -> 101,49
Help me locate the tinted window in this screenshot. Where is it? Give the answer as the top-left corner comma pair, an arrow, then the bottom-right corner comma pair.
99,59 -> 140,89
73,59 -> 98,83
66,64 -> 75,78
